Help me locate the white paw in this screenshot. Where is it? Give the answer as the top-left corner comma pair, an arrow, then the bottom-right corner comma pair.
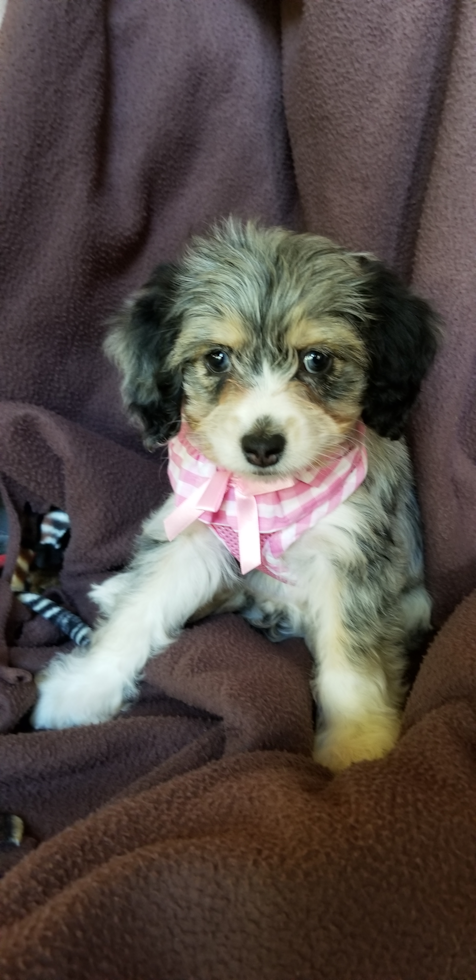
313,712 -> 401,773
32,650 -> 134,729
89,573 -> 129,617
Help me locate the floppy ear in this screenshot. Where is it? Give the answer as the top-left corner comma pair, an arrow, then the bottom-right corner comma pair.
358,258 -> 439,439
105,264 -> 183,449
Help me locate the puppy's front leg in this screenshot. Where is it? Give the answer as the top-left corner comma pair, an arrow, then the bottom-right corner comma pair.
32,518 -> 235,729
311,639 -> 403,773
308,563 -> 405,772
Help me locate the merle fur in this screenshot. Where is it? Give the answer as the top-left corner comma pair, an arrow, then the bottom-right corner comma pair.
113,264 -> 183,448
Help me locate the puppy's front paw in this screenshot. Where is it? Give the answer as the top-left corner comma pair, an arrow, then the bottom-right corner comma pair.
314,712 -> 401,773
32,651 -> 131,730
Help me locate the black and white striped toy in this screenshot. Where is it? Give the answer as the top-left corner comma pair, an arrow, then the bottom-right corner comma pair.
19,593 -> 91,647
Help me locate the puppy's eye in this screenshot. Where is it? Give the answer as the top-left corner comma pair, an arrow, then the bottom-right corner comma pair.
302,350 -> 333,375
204,349 -> 231,374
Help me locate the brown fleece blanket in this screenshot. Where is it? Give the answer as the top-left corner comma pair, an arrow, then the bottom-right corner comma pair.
1,1 -> 476,978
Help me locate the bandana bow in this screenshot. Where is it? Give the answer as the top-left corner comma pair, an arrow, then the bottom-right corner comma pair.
165,465 -> 295,574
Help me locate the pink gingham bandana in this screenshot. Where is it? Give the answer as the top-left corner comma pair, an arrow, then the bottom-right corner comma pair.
164,423 -> 368,582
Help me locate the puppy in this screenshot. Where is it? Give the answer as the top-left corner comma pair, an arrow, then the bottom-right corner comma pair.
32,220 -> 438,771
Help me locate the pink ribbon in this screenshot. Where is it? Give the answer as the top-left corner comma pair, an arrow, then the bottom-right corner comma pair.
164,468 -> 294,574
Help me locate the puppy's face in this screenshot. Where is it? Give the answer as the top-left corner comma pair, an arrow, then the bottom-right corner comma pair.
106,221 -> 438,470
169,237 -> 368,476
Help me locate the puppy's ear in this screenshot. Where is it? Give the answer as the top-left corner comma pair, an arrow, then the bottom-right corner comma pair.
105,264 -> 183,449
358,258 -> 439,439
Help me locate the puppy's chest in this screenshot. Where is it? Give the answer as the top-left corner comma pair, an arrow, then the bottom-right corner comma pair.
242,511 -> 358,639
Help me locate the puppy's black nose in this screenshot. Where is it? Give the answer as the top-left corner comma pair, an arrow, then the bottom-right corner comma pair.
241,432 -> 286,468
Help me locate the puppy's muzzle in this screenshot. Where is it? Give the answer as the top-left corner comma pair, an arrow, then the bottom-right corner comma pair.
241,431 -> 286,468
